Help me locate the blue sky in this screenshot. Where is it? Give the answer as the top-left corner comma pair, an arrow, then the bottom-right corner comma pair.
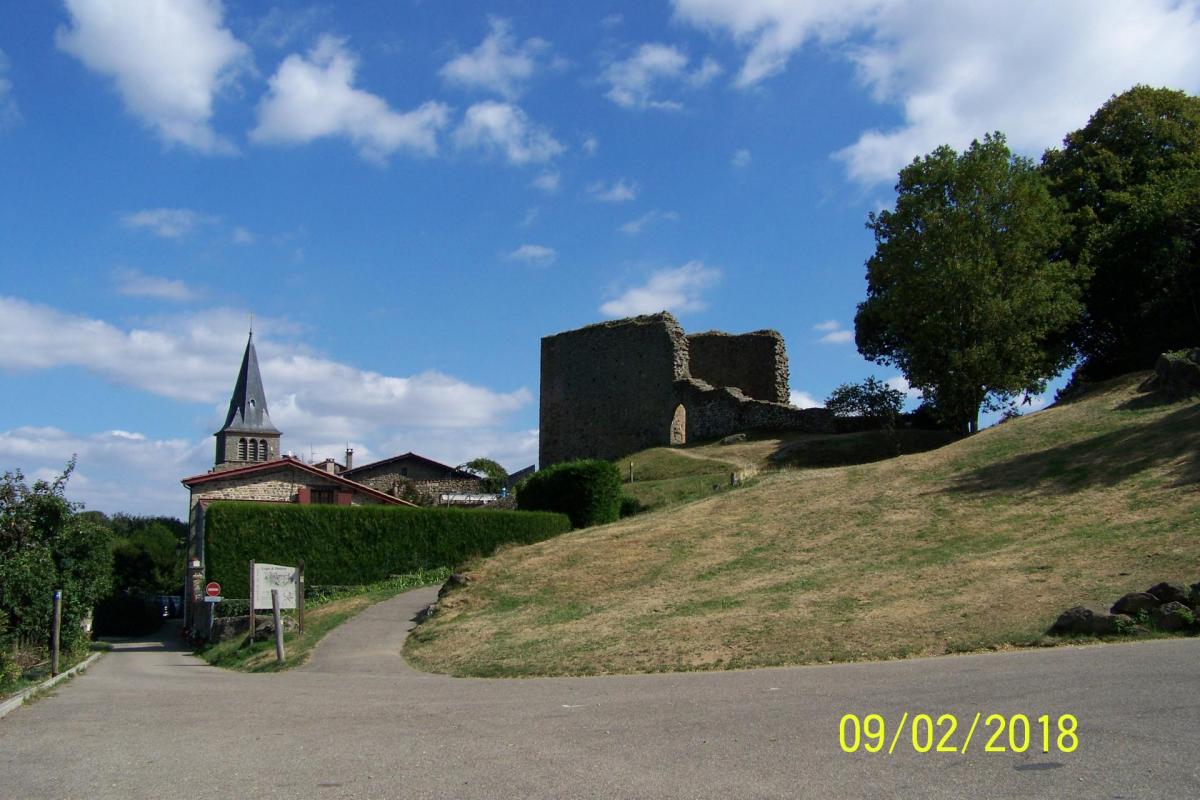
2,0 -> 1198,517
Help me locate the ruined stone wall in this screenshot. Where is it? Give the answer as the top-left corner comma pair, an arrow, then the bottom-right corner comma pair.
540,313 -> 689,466
686,330 -> 790,403
540,312 -> 829,467
677,380 -> 833,441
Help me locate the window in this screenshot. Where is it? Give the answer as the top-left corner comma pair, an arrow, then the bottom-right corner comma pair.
237,438 -> 247,460
249,439 -> 259,461
401,467 -> 408,476
259,439 -> 268,461
310,488 -> 335,504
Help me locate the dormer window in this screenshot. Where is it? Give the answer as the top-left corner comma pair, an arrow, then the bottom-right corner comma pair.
249,398 -> 256,409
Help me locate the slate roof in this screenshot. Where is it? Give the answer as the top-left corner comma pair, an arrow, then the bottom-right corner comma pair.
341,452 -> 478,480
217,332 -> 281,435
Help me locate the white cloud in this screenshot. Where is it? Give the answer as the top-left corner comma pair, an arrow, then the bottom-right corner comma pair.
440,17 -> 547,98
600,14 -> 624,29
675,0 -> 1200,184
252,35 -> 451,162
121,207 -> 213,238
789,390 -> 824,408
112,267 -> 199,302
519,207 -> 540,227
531,170 -> 560,193
453,100 -> 564,165
589,178 -> 638,203
600,261 -> 720,317
505,243 -> 557,265
813,319 -> 854,344
601,43 -> 723,110
56,0 -> 249,153
0,49 -> 20,128
885,375 -> 923,400
232,226 -> 255,244
0,297 -> 531,430
619,209 -> 679,235
581,134 -> 599,155
731,147 -> 751,167
0,425 -> 208,517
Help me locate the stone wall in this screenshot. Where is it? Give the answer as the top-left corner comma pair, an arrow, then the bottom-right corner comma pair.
686,330 -> 790,403
540,314 -> 689,466
539,312 -> 833,467
353,472 -> 482,504
678,380 -> 832,441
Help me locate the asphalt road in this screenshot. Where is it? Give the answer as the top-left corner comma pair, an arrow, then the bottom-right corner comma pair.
2,586 -> 1198,799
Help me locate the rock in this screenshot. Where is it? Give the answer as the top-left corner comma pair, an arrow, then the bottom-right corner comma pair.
1145,349 -> 1200,399
438,572 -> 473,598
1153,601 -> 1194,632
1189,582 -> 1200,609
1111,592 -> 1160,616
720,433 -> 747,445
1049,606 -> 1130,636
1146,582 -> 1189,604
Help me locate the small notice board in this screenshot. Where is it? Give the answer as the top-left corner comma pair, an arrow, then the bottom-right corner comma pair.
252,562 -> 299,610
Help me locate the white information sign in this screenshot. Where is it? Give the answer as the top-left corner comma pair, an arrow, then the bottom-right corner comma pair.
253,563 -> 299,610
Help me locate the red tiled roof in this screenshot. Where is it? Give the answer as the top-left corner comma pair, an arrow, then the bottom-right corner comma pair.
181,456 -> 415,506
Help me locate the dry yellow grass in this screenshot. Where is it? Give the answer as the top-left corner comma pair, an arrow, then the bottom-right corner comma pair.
406,375 -> 1200,676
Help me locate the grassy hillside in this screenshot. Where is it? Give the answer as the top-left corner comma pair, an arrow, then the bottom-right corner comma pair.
406,375 -> 1200,676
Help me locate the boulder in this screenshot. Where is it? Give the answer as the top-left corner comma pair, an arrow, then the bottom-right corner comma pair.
720,433 -> 748,445
438,572 -> 473,598
1111,592 -> 1160,616
1145,349 -> 1200,399
1153,601 -> 1195,632
1189,582 -> 1200,609
1049,606 -> 1130,636
1146,582 -> 1189,604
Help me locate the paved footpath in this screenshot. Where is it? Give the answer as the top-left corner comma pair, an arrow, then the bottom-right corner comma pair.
1,587 -> 1198,799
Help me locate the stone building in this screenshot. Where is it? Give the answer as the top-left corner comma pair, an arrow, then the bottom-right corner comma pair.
539,312 -> 833,466
180,332 -> 413,626
342,452 -> 485,504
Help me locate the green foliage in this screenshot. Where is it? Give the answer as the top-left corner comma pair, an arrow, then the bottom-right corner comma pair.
204,503 -> 570,596
461,457 -> 508,494
825,377 -> 905,421
0,462 -> 112,655
111,522 -> 180,593
619,495 -> 644,518
1043,86 -> 1200,379
516,460 -> 622,529
856,133 -> 1084,435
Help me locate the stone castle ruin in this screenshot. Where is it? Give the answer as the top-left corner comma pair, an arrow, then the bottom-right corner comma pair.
539,312 -> 832,466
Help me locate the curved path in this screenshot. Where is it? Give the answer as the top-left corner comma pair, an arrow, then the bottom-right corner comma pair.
1,587 -> 1198,799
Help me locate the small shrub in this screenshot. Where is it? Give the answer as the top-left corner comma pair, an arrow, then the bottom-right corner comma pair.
619,495 -> 643,518
825,377 -> 905,421
517,460 -> 622,528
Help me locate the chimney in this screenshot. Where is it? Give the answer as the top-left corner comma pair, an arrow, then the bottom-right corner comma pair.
321,458 -> 338,474
345,447 -> 354,470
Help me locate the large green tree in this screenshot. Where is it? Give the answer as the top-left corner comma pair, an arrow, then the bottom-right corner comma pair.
855,133 -> 1084,434
1042,85 -> 1200,380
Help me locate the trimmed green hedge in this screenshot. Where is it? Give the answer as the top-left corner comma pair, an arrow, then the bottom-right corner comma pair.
204,503 -> 570,597
516,459 -> 622,528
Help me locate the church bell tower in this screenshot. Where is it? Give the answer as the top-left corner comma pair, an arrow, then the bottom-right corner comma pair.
214,331 -> 282,470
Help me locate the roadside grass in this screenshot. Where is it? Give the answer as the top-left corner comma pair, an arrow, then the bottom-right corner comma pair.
198,568 -> 448,672
0,641 -> 109,701
406,374 -> 1200,677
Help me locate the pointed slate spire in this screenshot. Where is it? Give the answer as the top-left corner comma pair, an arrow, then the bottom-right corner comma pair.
217,331 -> 280,435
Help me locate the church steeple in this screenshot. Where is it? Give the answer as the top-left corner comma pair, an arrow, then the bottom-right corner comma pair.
213,331 -> 282,470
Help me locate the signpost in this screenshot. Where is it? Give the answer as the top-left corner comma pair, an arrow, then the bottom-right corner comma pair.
205,582 -> 221,599
248,560 -> 305,642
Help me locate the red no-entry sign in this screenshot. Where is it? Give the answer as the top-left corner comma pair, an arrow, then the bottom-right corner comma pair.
205,582 -> 221,598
